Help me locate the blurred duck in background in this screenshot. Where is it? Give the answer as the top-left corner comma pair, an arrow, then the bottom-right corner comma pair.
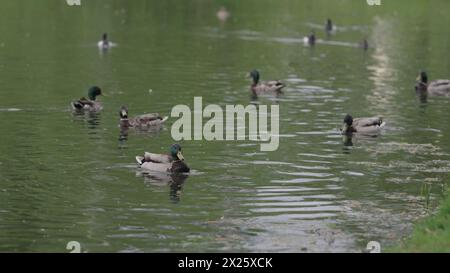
325,18 -> 335,35
98,33 -> 113,50
216,6 -> 230,23
303,30 -> 316,46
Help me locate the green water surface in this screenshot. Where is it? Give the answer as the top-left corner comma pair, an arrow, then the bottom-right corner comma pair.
0,0 -> 449,252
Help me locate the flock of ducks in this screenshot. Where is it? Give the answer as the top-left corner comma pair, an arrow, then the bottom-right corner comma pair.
253,18 -> 450,136
71,86 -> 178,173
304,19 -> 368,50
69,12 -> 450,174
70,52 -> 177,173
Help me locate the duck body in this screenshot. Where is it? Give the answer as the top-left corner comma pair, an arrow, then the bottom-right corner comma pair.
98,33 -> 114,50
342,115 -> 385,136
303,32 -> 316,46
119,106 -> 168,128
325,19 -> 334,35
98,40 -> 113,50
249,70 -> 285,95
251,81 -> 285,95
71,86 -> 103,112
415,72 -> 450,96
136,144 -> 190,174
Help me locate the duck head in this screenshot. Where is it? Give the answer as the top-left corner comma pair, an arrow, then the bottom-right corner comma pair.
88,86 -> 102,101
417,71 -> 428,84
326,19 -> 333,32
249,69 -> 260,85
102,33 -> 108,42
342,114 -> 354,134
119,106 -> 129,119
170,144 -> 185,161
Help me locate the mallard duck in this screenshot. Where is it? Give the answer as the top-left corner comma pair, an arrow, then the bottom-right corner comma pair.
325,19 -> 334,34
248,70 -> 285,95
415,71 -> 450,96
303,30 -> 316,46
71,86 -> 103,111
341,114 -> 385,135
136,144 -> 190,173
119,106 -> 168,128
98,33 -> 113,50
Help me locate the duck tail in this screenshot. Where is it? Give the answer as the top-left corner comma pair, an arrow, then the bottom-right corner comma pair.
71,101 -> 84,110
160,116 -> 169,124
378,116 -> 384,125
276,81 -> 285,92
136,156 -> 145,165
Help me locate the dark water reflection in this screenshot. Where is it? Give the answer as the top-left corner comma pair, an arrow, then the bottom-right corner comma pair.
0,0 -> 449,252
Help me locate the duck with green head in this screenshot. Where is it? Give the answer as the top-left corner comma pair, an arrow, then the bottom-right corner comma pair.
136,144 -> 190,173
71,86 -> 103,111
248,69 -> 285,96
119,105 -> 168,128
341,114 -> 385,136
415,71 -> 450,96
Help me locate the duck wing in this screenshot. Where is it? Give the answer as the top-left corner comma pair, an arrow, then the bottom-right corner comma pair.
143,152 -> 172,163
139,161 -> 172,173
430,80 -> 450,87
353,117 -> 383,127
354,125 -> 384,136
130,113 -> 168,126
428,80 -> 450,96
265,80 -> 285,90
137,113 -> 162,120
254,81 -> 285,94
71,97 -> 94,109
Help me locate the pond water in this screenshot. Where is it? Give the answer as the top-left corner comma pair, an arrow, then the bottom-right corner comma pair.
0,0 -> 449,252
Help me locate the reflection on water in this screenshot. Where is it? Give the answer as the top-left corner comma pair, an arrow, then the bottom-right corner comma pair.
138,171 -> 189,203
118,124 -> 165,142
0,0 -> 449,253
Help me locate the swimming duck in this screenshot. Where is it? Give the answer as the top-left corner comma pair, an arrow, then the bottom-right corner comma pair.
325,19 -> 334,34
136,144 -> 190,173
71,86 -> 103,111
119,106 -> 168,128
249,70 -> 285,95
415,71 -> 450,96
98,33 -> 113,50
341,114 -> 385,135
303,30 -> 316,46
